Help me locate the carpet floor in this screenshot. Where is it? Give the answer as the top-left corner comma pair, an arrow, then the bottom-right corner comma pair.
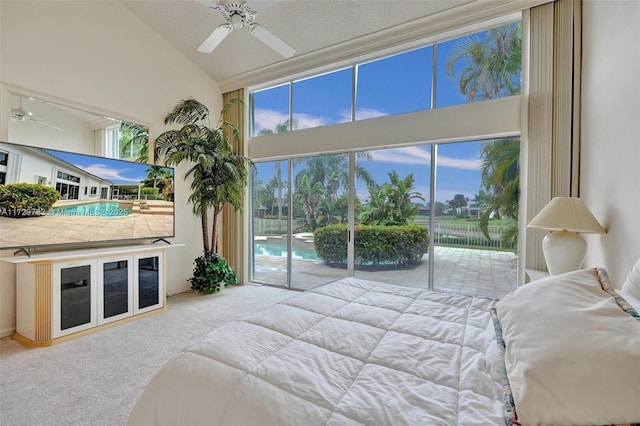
0,284 -> 295,426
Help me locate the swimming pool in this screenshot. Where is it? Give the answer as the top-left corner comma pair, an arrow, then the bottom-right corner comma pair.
254,242 -> 320,261
49,202 -> 132,217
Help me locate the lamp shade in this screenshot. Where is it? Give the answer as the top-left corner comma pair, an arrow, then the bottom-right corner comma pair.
527,197 -> 605,234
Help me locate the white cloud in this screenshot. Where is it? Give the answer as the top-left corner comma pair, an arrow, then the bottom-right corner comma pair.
253,108 -> 288,133
354,108 -> 388,120
81,163 -> 145,183
338,108 -> 388,122
294,113 -> 329,130
370,146 -> 481,170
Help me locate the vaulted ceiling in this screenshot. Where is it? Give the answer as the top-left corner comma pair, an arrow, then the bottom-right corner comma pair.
119,0 -> 476,85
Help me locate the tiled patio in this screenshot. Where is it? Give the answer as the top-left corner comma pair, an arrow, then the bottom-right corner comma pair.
253,245 -> 518,299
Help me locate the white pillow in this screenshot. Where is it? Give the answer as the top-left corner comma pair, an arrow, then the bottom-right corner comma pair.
617,289 -> 640,312
622,257 -> 640,299
493,268 -> 640,425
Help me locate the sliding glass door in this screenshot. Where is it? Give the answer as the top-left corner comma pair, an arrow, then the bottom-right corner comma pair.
252,160 -> 288,286
353,146 -> 431,286
250,138 -> 519,298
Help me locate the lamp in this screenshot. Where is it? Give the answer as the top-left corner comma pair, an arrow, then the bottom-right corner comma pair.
527,197 -> 605,275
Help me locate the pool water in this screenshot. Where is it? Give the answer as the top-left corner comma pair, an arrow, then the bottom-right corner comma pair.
254,242 -> 320,261
49,202 -> 132,217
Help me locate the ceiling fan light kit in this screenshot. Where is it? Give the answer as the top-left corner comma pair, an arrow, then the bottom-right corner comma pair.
196,0 -> 295,58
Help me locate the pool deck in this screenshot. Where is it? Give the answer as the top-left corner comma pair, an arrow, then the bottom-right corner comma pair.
253,245 -> 519,299
0,201 -> 173,248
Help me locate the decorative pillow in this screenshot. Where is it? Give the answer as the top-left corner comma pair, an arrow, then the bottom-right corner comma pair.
622,257 -> 640,300
492,268 -> 640,426
617,289 -> 640,314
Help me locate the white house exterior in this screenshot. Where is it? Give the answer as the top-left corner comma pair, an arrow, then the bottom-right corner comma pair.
0,142 -> 113,201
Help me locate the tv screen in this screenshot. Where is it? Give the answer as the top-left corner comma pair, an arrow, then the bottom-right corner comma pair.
0,141 -> 175,251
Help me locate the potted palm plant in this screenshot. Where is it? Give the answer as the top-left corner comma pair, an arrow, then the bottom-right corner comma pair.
155,98 -> 250,294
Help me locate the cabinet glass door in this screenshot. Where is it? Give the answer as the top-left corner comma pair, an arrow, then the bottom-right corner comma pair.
134,252 -> 163,314
98,257 -> 134,325
53,261 -> 96,338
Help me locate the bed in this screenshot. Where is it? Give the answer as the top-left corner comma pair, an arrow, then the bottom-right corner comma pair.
129,268 -> 640,426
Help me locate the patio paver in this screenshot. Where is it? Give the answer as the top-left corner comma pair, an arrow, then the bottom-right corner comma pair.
253,245 -> 518,299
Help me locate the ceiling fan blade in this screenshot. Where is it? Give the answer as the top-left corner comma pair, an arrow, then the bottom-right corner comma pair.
29,118 -> 63,131
197,24 -> 233,53
249,24 -> 295,58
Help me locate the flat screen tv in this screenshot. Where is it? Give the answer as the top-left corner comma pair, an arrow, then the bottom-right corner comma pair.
0,141 -> 175,251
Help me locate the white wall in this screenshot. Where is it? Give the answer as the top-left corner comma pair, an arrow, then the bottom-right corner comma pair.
7,95 -> 95,153
581,0 -> 640,286
0,1 -> 222,337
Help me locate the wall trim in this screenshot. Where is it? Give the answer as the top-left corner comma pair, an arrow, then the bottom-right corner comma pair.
218,0 -> 553,92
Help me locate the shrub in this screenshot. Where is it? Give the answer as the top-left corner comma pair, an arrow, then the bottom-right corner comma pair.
0,183 -> 59,217
314,224 -> 429,269
188,252 -> 237,294
140,187 -> 159,199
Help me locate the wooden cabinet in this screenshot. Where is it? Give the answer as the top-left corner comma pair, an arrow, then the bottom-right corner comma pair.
5,244 -> 175,347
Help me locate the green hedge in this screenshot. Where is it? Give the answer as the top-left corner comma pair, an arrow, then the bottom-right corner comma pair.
0,183 -> 59,217
314,224 -> 429,269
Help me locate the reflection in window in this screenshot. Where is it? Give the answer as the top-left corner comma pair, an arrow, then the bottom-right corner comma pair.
251,84 -> 290,136
293,68 -> 352,130
356,46 -> 433,120
119,121 -> 149,160
60,265 -> 92,330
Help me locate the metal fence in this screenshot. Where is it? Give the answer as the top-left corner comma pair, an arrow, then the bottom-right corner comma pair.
431,222 -> 510,250
254,218 -> 304,235
253,218 -> 514,251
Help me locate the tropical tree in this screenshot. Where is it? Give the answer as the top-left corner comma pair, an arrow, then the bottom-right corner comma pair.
292,154 -> 375,230
447,194 -> 468,211
358,171 -> 425,226
145,165 -> 165,188
119,121 -> 150,163
258,120 -> 293,220
155,98 -> 251,253
477,137 -> 520,243
446,22 -> 522,247
445,22 -> 522,102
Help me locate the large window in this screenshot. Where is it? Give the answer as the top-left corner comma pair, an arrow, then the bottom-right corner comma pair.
250,20 -> 520,136
103,122 -> 148,161
248,16 -> 522,297
356,47 -> 433,119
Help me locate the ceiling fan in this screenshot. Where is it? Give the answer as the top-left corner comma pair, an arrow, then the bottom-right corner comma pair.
10,97 -> 63,131
195,0 -> 296,58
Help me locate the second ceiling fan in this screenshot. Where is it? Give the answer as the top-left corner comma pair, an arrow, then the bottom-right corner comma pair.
195,0 -> 296,58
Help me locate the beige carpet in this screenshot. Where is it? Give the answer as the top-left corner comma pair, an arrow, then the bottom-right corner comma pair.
0,284 -> 295,426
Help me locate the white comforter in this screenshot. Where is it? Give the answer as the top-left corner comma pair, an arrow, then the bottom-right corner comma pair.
128,277 -> 504,426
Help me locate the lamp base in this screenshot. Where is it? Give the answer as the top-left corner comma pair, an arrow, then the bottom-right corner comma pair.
542,231 -> 587,275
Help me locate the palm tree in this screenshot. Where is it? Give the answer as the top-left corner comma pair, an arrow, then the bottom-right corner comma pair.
446,22 -> 522,247
358,171 -> 424,226
155,98 -> 250,253
445,22 -> 522,102
145,165 -> 165,188
477,138 -> 520,242
258,120 -> 292,221
120,121 -> 150,163
293,154 -> 375,230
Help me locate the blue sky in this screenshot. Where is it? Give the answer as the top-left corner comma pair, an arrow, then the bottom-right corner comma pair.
45,149 -> 172,185
251,33 -> 503,205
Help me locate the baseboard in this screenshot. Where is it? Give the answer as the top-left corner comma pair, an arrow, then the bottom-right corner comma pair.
0,327 -> 16,338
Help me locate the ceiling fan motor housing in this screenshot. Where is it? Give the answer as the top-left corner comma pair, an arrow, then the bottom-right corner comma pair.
216,2 -> 256,29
